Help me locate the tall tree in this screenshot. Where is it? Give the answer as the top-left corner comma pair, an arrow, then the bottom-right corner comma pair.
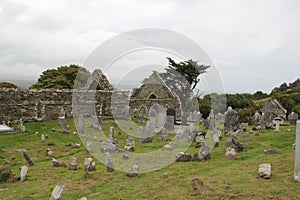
30,65 -> 91,89
160,57 -> 210,125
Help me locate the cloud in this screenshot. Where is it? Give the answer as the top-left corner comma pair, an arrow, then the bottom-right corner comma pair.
0,0 -> 299,93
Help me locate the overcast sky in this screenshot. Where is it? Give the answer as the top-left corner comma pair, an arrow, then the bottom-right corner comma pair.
0,0 -> 299,93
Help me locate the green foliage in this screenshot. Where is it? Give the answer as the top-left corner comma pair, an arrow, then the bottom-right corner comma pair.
0,82 -> 18,88
131,86 -> 143,98
30,65 -> 91,89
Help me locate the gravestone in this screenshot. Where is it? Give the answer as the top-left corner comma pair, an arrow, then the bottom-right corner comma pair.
22,150 -> 34,166
105,152 -> 114,172
264,147 -> 281,154
175,152 -> 192,162
294,120 -> 300,182
91,115 -> 102,130
0,124 -> 14,133
164,116 -> 174,133
226,147 -> 236,161
84,158 -> 96,171
264,112 -> 277,129
273,117 -> 281,132
140,121 -> 154,143
224,107 -> 240,135
198,145 -> 211,161
41,134 -> 45,142
58,117 -> 69,133
78,114 -> 84,134
50,185 -> 64,200
289,112 -> 299,126
124,136 -> 135,152
258,163 -> 271,179
232,138 -> 244,152
86,141 -> 93,153
207,109 -> 215,130
108,127 -> 116,144
20,166 -> 28,182
127,165 -> 140,177
159,127 -> 168,142
19,119 -> 25,132
100,141 -> 119,153
46,149 -> 53,156
253,111 -> 263,127
69,157 -> 78,170
190,178 -> 209,196
166,107 -> 176,124
52,158 -> 66,167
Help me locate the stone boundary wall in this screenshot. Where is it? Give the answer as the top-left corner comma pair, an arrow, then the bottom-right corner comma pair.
0,88 -> 180,123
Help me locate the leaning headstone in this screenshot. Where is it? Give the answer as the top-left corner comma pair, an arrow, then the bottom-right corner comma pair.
232,138 -> 244,152
198,145 -> 211,161
69,157 -> 78,170
22,150 -> 34,166
127,165 -> 140,177
224,107 -> 240,135
105,152 -> 114,172
258,163 -> 271,179
294,120 -> 300,182
50,185 -> 64,200
52,158 -> 66,167
20,166 -> 28,182
226,147 -> 236,161
289,112 -> 299,126
84,158 -> 96,171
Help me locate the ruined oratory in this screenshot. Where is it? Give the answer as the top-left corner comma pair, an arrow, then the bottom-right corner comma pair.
0,70 -> 181,123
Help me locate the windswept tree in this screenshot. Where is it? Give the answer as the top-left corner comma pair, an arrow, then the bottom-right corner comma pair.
160,57 -> 210,125
30,65 -> 91,89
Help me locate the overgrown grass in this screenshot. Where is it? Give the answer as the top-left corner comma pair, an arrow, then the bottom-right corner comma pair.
0,119 -> 300,199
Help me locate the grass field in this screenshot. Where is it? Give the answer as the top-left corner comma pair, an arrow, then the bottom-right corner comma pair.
0,119 -> 300,199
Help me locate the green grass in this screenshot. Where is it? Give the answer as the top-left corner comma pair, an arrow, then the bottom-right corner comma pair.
0,119 -> 300,199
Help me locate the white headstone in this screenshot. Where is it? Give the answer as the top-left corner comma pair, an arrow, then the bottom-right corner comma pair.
50,185 -> 65,200
294,120 -> 300,181
20,166 -> 28,182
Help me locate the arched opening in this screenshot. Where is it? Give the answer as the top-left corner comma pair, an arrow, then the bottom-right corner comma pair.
149,94 -> 157,99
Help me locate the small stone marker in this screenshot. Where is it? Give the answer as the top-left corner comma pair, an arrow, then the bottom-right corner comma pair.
175,152 -> 192,162
20,166 -> 28,182
50,185 -> 64,200
52,158 -> 66,167
78,114 -> 84,134
160,173 -> 168,178
105,152 -> 114,172
226,147 -> 236,161
264,147 -> 281,154
84,158 -> 96,171
258,163 -> 271,179
41,134 -> 45,142
22,150 -> 34,166
69,157 -> 78,170
127,165 -> 140,177
294,120 -> 300,182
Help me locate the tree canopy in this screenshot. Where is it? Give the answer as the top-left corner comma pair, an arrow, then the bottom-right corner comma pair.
30,65 -> 91,89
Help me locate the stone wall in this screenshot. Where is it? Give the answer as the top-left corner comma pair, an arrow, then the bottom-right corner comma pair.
0,88 -> 181,123
0,88 -> 112,122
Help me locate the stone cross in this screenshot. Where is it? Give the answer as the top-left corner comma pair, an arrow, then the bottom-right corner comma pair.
294,120 -> 300,182
20,166 -> 28,182
50,185 -> 65,200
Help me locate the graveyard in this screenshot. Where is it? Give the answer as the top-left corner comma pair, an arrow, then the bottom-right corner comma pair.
0,116 -> 300,199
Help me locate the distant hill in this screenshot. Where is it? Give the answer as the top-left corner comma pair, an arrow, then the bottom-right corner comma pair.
0,79 -> 35,88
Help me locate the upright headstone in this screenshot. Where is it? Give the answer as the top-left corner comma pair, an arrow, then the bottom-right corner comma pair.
20,166 -> 28,182
264,112 -> 277,129
84,158 -> 96,171
207,109 -> 215,130
86,141 -> 93,153
108,127 -> 116,144
258,163 -> 271,179
41,134 -> 45,142
91,115 -> 102,130
164,116 -> 174,133
58,110 -> 69,133
140,121 -> 154,143
78,114 -> 84,134
224,107 -> 240,135
50,185 -> 65,200
289,112 -> 299,126
294,120 -> 300,182
253,111 -> 263,127
69,157 -> 78,170
166,107 -> 176,124
124,136 -> 135,151
19,119 -> 25,132
127,165 -> 140,177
